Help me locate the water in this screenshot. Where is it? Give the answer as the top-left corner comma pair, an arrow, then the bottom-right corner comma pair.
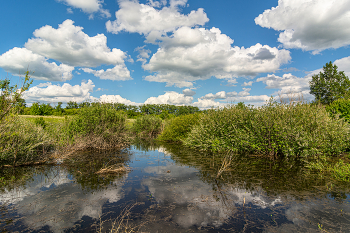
1,142 -> 350,232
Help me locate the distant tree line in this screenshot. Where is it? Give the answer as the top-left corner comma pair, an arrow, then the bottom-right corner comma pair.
16,100 -> 200,118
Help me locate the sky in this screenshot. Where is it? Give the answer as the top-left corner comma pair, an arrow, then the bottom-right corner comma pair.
0,0 -> 350,108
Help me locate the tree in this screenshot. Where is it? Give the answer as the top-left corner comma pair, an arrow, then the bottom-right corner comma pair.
309,61 -> 350,104
66,101 -> 78,109
30,102 -> 41,115
0,71 -> 32,121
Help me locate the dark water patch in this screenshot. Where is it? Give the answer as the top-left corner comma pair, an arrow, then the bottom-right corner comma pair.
1,142 -> 350,232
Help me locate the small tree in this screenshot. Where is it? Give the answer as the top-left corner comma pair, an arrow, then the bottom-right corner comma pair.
309,61 -> 350,104
30,102 -> 41,115
0,71 -> 32,121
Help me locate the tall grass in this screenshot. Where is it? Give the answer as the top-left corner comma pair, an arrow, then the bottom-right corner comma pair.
0,116 -> 54,165
184,101 -> 350,160
66,103 -> 128,150
131,115 -> 163,138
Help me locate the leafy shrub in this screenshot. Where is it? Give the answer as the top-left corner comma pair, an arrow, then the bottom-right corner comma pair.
331,160 -> 350,182
64,108 -> 80,115
67,103 -> 127,150
0,116 -> 53,165
158,113 -> 200,142
131,115 -> 163,138
184,101 -> 350,160
34,117 -> 46,129
326,98 -> 350,123
30,103 -> 53,115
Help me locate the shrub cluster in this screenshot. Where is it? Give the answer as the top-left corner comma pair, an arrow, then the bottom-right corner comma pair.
0,116 -> 53,165
326,98 -> 350,123
131,115 -> 163,138
158,113 -> 200,142
67,103 -> 128,150
184,101 -> 350,160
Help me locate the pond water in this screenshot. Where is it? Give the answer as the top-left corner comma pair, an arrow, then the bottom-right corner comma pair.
1,141 -> 350,232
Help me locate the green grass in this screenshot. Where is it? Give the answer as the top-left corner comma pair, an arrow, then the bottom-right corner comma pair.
19,115 -> 65,123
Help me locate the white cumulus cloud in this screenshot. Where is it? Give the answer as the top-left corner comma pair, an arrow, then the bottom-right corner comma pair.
242,81 -> 253,86
257,73 -> 311,92
99,94 -> 138,105
106,0 -> 208,39
192,99 -> 225,109
334,56 -> 350,77
0,47 -> 74,81
182,88 -> 196,96
144,91 -> 193,105
23,80 -> 95,104
81,65 -> 132,81
143,27 -> 291,87
25,19 -> 128,68
57,0 -> 111,18
200,91 -> 237,100
255,0 -> 350,53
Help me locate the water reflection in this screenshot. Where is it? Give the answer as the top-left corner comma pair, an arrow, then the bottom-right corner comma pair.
0,142 -> 349,232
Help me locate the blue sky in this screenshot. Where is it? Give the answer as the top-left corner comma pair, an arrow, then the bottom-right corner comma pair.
1,0 -> 349,108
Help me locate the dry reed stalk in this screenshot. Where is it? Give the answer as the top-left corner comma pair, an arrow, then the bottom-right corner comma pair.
95,164 -> 131,175
216,152 -> 233,179
97,202 -> 145,233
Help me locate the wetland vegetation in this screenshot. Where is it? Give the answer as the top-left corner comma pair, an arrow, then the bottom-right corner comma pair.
1,63 -> 350,232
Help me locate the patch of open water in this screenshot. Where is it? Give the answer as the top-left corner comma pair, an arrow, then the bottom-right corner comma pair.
1,142 -> 350,232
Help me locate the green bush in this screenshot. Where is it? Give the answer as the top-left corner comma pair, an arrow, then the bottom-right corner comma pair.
67,103 -> 127,149
158,113 -> 200,142
131,115 -> 163,138
184,101 -> 350,160
34,117 -> 46,129
326,98 -> 350,122
64,108 -> 80,115
0,116 -> 53,165
331,160 -> 350,182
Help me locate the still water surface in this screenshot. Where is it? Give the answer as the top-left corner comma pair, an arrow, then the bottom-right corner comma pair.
1,142 -> 350,232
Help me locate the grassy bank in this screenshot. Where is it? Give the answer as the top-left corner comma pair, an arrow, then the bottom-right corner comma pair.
1,104 -> 131,166
2,100 -> 350,183
157,101 -> 350,182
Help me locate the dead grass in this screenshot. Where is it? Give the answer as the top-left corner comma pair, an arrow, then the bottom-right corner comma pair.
216,152 -> 233,179
95,164 -> 131,175
97,202 -> 146,233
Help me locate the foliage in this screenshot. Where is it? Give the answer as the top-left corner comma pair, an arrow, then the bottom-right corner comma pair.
34,117 -> 47,129
307,157 -> 350,183
0,116 -> 53,165
158,113 -> 200,142
30,102 -> 54,115
331,160 -> 350,182
67,103 -> 128,150
326,98 -> 350,123
309,61 -> 350,105
131,115 -> 163,138
0,71 -> 32,121
184,101 -> 350,160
